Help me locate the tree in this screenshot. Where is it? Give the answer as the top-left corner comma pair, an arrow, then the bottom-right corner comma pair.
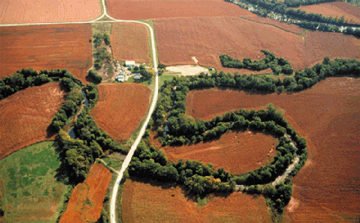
88,69 -> 102,84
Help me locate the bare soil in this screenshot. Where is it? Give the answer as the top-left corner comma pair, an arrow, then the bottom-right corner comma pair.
122,179 -> 272,223
0,0 -> 101,24
106,0 -> 253,20
0,82 -> 65,160
0,25 -> 93,83
185,77 -> 360,222
60,163 -> 112,223
90,83 -> 151,143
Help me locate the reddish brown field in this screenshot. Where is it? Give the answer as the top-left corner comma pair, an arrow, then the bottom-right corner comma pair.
154,17 -> 360,73
106,0 -> 253,20
122,179 -> 272,223
298,2 -> 360,24
0,82 -> 65,160
111,23 -> 151,64
150,131 -> 278,175
185,77 -> 360,222
90,83 -> 151,142
0,0 -> 101,24
239,15 -> 304,35
60,163 -> 112,223
0,25 -> 93,83
305,30 -> 360,67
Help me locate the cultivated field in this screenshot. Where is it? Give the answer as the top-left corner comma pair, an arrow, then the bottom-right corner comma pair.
154,17 -> 360,73
298,2 -> 360,24
305,30 -> 360,67
0,82 -> 65,160
185,77 -> 360,221
0,25 -> 93,83
150,131 -> 278,175
0,0 -> 101,24
106,0 -> 253,20
60,162 -> 112,223
239,15 -> 304,35
0,141 -> 70,222
111,23 -> 151,64
122,179 -> 272,223
90,83 -> 151,143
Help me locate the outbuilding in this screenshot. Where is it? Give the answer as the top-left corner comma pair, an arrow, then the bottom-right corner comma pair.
125,61 -> 135,68
116,75 -> 125,82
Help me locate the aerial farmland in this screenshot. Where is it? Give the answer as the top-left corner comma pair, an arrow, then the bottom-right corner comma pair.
0,0 -> 359,222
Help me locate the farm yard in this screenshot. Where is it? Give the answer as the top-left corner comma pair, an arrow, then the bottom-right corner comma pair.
0,25 -> 93,83
122,179 -> 272,223
150,131 -> 278,175
0,82 -> 65,160
0,141 -> 70,222
154,16 -> 360,72
185,77 -> 360,222
90,83 -> 151,143
60,163 -> 112,223
298,2 -> 360,24
0,0 -> 101,24
111,23 -> 151,64
106,0 -> 253,20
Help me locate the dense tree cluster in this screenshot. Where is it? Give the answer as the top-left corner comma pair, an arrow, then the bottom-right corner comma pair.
134,64 -> 153,80
94,47 -> 111,70
50,85 -> 84,132
92,33 -> 111,48
220,51 -> 294,75
87,69 -> 102,84
284,0 -> 339,8
0,68 -> 82,100
83,83 -> 99,109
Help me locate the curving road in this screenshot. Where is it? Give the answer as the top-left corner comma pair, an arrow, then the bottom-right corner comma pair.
0,0 -> 159,222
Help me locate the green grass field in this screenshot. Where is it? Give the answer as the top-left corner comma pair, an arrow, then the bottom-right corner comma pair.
0,141 -> 71,222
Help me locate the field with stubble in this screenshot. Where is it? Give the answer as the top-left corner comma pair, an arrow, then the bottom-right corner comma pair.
0,0 -> 101,24
122,179 -> 272,223
60,163 -> 112,223
185,77 -> 360,222
106,0 -> 253,20
154,17 -> 360,73
150,131 -> 278,175
90,83 -> 151,143
111,23 -> 151,64
0,25 -> 93,83
0,82 -> 65,160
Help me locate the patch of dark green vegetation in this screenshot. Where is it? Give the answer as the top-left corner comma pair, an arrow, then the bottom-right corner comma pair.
87,69 -> 103,84
220,50 -> 294,75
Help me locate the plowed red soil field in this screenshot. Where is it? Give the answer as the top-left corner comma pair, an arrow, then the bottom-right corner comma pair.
150,131 -> 278,175
0,0 -> 101,24
305,30 -> 360,67
239,15 -> 304,35
154,17 -> 360,73
60,163 -> 112,223
185,77 -> 360,222
111,23 -> 151,64
90,83 -> 151,143
106,0 -> 253,20
122,179 -> 272,223
0,82 -> 65,160
298,2 -> 360,24
0,25 -> 93,83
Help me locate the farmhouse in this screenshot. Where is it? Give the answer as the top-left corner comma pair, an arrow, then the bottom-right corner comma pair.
116,75 -> 125,82
125,61 -> 135,68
